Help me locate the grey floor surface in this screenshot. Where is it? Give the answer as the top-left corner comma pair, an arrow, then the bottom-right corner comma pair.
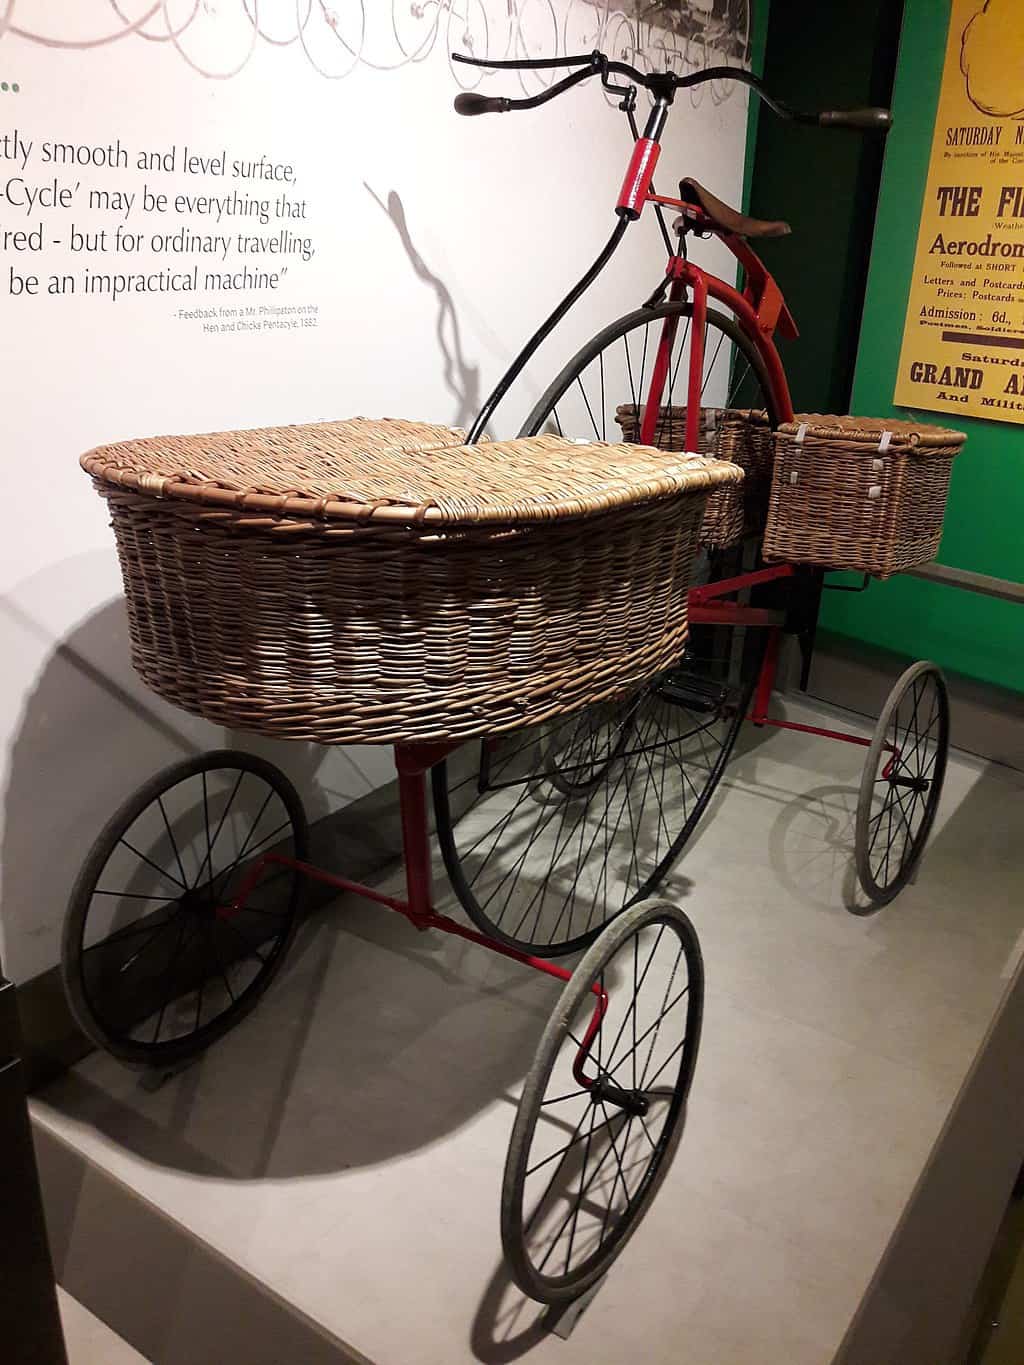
32,693 -> 1024,1365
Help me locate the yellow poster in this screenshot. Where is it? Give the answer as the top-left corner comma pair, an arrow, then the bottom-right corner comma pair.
895,0 -> 1024,423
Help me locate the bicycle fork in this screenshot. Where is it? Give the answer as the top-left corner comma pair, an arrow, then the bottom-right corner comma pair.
639,267 -> 707,456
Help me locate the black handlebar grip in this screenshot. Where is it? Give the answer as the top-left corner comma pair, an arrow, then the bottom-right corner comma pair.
819,107 -> 892,132
454,92 -> 511,115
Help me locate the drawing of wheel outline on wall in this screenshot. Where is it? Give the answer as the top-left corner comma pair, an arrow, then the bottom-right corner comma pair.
240,0 -> 301,48
706,0 -> 749,98
682,27 -> 710,106
295,0 -> 366,79
2,2 -> 180,49
599,9 -> 636,105
392,0 -> 444,62
448,0 -> 490,88
160,0 -> 260,80
561,0 -> 609,60
502,0 -> 560,93
726,0 -> 752,64
634,4 -> 689,77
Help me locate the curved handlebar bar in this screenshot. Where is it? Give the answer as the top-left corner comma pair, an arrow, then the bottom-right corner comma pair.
451,51 -> 892,132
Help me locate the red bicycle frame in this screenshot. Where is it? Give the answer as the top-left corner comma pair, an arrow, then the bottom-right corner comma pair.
620,134 -> 877,755
227,742 -> 609,1084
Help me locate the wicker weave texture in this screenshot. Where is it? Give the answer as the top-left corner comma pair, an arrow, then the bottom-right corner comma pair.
763,415 -> 966,579
614,404 -> 772,548
83,425 -> 735,528
87,421 -> 743,744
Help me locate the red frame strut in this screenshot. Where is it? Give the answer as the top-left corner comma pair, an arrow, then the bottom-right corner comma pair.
226,743 -> 608,1087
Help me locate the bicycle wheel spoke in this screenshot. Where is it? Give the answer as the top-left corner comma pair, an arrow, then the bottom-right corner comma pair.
194,768 -> 245,891
91,890 -> 179,903
700,326 -> 726,399
218,916 -> 268,966
68,758 -> 303,1064
118,836 -> 187,893
526,1107 -> 592,1178
598,1101 -> 634,1214
564,1106 -> 599,1275
438,300 -> 771,955
149,916 -> 192,1046
638,944 -> 684,1088
606,984 -> 689,1082
639,1032 -> 688,1091
541,1087 -> 590,1108
118,917 -> 180,975
83,912 -> 177,952
156,795 -> 190,890
508,905 -> 702,1299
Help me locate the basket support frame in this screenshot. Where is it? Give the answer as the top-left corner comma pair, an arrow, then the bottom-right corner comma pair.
226,743 -> 610,1081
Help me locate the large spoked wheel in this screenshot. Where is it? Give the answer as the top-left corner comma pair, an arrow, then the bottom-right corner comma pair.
433,300 -> 776,957
62,750 -> 308,1068
502,899 -> 703,1304
855,662 -> 950,908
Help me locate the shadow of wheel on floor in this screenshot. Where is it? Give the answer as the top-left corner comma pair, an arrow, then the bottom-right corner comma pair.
768,783 -> 869,915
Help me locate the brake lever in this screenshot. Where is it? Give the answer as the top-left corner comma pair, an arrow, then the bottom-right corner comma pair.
601,68 -> 637,113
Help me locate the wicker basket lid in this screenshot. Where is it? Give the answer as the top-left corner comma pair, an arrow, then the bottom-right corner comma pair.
81,419 -> 743,528
779,414 -> 966,452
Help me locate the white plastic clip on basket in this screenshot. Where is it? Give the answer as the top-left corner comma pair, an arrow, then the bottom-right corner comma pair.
763,414 -> 967,578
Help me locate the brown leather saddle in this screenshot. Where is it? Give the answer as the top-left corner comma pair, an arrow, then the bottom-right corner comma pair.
673,178 -> 791,239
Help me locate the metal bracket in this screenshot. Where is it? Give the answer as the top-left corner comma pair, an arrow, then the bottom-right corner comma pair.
546,1274 -> 608,1340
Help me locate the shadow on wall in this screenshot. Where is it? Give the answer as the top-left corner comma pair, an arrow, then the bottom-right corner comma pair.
366,184 -> 481,432
0,561 -> 384,985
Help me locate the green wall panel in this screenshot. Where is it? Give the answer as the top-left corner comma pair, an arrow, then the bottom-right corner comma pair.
820,0 -> 1023,693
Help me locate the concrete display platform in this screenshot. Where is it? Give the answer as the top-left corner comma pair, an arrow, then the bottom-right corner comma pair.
31,695 -> 1024,1365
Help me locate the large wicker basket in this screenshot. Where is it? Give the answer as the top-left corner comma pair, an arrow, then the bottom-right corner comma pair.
763,415 -> 966,579
614,404 -> 772,549
82,418 -> 743,745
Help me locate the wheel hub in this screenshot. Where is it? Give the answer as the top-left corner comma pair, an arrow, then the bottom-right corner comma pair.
888,774 -> 931,793
589,1075 -> 649,1117
179,888 -> 217,919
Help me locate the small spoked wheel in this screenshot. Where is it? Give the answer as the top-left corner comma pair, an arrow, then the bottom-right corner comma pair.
433,622 -> 764,957
62,750 -> 308,1068
855,662 -> 950,907
502,899 -> 703,1304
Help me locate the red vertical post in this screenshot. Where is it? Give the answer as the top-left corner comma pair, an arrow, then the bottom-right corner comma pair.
639,276 -> 686,446
684,271 -> 708,455
394,744 -> 435,920
751,627 -> 781,725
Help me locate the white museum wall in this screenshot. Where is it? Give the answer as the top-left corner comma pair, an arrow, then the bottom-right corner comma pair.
0,2 -> 752,980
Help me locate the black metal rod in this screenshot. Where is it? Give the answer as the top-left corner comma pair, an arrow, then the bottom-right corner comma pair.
452,49 -> 599,71
467,217 -> 630,442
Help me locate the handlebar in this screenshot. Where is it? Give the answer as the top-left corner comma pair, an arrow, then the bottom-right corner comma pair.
454,92 -> 512,115
818,107 -> 893,131
451,51 -> 892,133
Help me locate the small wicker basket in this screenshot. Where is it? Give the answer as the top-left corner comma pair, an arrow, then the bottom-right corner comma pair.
82,418 -> 742,745
763,415 -> 966,579
614,404 -> 773,549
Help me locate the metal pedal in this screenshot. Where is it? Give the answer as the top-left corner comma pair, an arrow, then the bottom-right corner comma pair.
654,668 -> 728,713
